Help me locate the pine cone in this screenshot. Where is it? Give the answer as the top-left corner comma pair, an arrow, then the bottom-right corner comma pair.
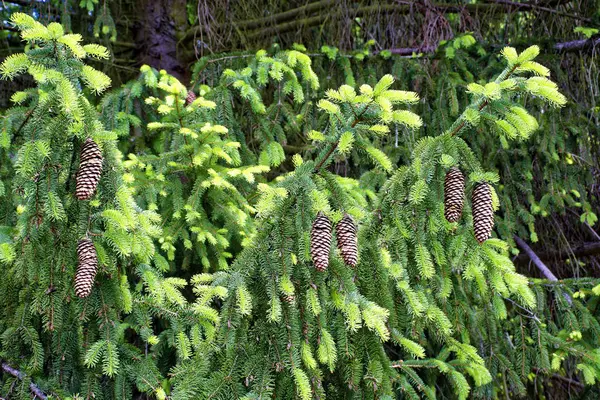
472,182 -> 494,243
185,90 -> 196,106
282,294 -> 295,304
444,167 -> 465,223
75,138 -> 103,200
75,239 -> 98,298
310,212 -> 332,272
336,214 -> 358,267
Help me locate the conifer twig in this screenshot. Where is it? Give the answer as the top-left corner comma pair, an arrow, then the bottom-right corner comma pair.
314,104 -> 371,173
13,107 -> 35,138
1,362 -> 48,400
313,140 -> 339,173
447,63 -> 518,137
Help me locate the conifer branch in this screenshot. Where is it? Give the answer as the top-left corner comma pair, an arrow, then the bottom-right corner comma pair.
1,362 -> 48,400
13,107 -> 35,138
313,141 -> 339,173
314,103 -> 371,173
448,63 -> 518,137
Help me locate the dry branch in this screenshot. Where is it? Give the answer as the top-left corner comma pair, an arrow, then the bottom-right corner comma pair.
380,36 -> 600,57
482,0 -> 591,23
182,1 -> 592,42
513,235 -> 559,281
514,235 -> 573,305
514,241 -> 600,264
555,37 -> 600,52
1,362 -> 48,400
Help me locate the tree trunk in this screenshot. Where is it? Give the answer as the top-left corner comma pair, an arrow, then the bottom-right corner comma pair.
135,0 -> 189,81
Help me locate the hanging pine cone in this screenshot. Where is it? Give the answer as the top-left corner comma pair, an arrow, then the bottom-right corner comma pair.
444,167 -> 465,223
75,138 -> 103,200
472,182 -> 494,243
310,212 -> 332,272
75,239 -> 98,298
336,214 -> 358,267
185,90 -> 196,106
282,294 -> 295,304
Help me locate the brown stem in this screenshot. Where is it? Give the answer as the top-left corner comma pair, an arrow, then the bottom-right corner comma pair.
513,235 -> 572,305
13,107 -> 35,138
449,99 -> 489,137
1,362 -> 48,399
313,141 -> 339,173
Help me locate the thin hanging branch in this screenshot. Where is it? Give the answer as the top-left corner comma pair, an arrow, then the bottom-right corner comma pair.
1,362 -> 48,400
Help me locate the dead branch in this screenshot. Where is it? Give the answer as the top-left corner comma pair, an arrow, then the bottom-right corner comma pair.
1,362 -> 48,400
515,241 -> 600,264
514,235 -> 560,281
482,0 -> 591,23
514,235 -> 573,305
182,1 -> 592,43
554,37 -> 600,52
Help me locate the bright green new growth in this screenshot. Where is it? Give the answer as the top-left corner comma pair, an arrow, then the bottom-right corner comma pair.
122,66 -> 268,269
170,73 -> 422,399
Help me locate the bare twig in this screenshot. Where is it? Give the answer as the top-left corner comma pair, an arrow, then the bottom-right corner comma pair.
514,242 -> 600,263
1,362 -> 48,400
513,235 -> 572,305
513,235 -> 559,281
532,367 -> 585,388
483,0 -> 591,23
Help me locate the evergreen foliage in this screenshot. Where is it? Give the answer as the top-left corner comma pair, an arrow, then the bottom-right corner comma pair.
0,15 -> 219,399
117,66 -> 268,271
171,73 -> 422,399
0,16 -> 598,400
187,36 -> 596,255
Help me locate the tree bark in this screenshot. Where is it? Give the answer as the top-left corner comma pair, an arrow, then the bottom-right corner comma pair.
135,0 -> 189,81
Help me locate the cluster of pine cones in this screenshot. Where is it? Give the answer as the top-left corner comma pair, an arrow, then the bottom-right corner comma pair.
74,138 -> 103,298
310,212 -> 358,271
444,167 -> 494,243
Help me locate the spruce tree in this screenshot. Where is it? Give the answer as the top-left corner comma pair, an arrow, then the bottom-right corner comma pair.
354,45 -> 599,398
0,16 -> 598,399
0,15 -> 220,399
169,74 -> 423,399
